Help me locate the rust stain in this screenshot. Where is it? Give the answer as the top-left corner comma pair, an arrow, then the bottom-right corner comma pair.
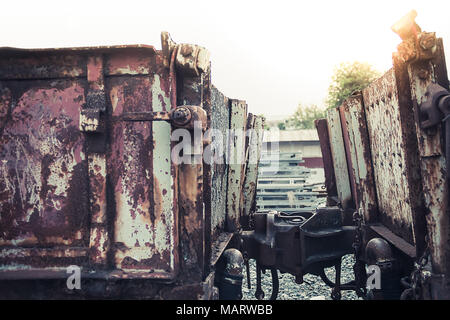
362,68 -> 418,243
0,37 -> 255,298
0,81 -> 89,247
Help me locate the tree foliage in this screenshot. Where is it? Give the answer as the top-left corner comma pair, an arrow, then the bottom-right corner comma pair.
277,61 -> 379,130
277,122 -> 286,130
284,104 -> 326,130
326,61 -> 380,109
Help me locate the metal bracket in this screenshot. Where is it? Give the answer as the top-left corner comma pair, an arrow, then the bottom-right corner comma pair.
80,56 -> 106,133
120,105 -> 207,131
121,111 -> 170,122
161,32 -> 210,77
391,11 -> 438,63
419,83 -> 450,129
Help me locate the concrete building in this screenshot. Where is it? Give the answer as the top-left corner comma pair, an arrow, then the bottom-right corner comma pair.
262,129 -> 323,168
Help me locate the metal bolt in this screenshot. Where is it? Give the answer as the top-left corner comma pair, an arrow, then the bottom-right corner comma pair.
171,106 -> 191,126
418,69 -> 429,80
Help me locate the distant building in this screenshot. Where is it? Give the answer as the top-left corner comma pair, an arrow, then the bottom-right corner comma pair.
262,129 -> 323,168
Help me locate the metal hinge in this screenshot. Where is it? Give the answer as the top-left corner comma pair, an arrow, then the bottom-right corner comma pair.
419,83 -> 450,129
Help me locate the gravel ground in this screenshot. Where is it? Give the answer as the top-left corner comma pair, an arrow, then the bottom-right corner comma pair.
242,254 -> 361,300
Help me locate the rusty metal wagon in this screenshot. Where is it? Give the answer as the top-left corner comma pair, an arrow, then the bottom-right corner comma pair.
0,33 -> 264,299
314,10 -> 450,299
2,10 -> 450,301
241,11 -> 450,300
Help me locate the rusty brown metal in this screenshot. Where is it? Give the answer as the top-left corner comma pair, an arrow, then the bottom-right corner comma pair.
106,57 -> 177,277
0,39 -> 241,297
338,94 -> 379,224
201,64 -> 213,277
369,224 -> 416,259
239,113 -> 255,224
88,153 -> 108,266
315,119 -> 338,202
242,115 -> 264,225
175,44 -> 210,77
119,111 -> 170,122
0,77 -> 90,250
338,102 -> 358,209
0,30 -> 261,299
404,34 -> 450,276
362,68 -> 424,246
226,99 -> 248,232
210,86 -> 230,240
326,108 -> 353,209
175,71 -> 206,281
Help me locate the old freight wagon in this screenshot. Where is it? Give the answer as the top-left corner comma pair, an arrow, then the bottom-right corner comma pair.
315,11 -> 450,299
0,32 -> 264,299
240,11 -> 450,300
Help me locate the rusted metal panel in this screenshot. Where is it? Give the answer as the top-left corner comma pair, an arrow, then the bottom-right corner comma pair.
84,56 -> 109,266
226,99 -> 247,232
242,115 -> 264,219
210,86 -> 230,237
0,37 -> 251,298
338,95 -> 378,223
105,49 -> 154,76
152,83 -> 177,275
239,113 -> 255,220
0,53 -> 86,80
0,79 -> 90,251
210,232 -> 234,267
338,105 -> 358,208
175,44 -> 210,77
369,224 -> 416,258
160,271 -> 218,300
326,108 -> 352,209
178,162 -> 204,280
0,47 -> 177,272
0,46 -> 158,80
0,247 -> 88,269
405,37 -> 450,275
107,69 -> 177,277
362,68 -> 422,245
88,153 -> 108,266
315,118 -> 338,200
176,73 -> 207,281
199,65 -> 213,277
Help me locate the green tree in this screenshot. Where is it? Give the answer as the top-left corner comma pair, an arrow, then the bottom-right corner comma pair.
326,61 -> 380,109
285,104 -> 326,129
277,122 -> 286,130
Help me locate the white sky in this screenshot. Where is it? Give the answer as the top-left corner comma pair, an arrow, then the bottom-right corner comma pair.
1,0 -> 450,118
